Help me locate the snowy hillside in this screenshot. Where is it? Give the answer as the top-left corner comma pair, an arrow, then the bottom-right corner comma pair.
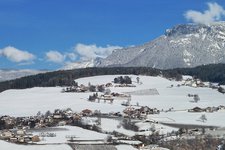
0,140 -> 71,150
0,75 -> 225,127
0,69 -> 46,82
1,75 -> 225,149
98,22 -> 225,69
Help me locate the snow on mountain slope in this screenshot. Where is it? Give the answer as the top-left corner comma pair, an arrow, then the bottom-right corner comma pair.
98,22 -> 225,69
62,57 -> 102,70
0,69 -> 46,82
62,60 -> 95,70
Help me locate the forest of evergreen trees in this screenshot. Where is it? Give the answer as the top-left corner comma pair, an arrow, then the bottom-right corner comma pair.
0,64 -> 224,92
173,63 -> 225,85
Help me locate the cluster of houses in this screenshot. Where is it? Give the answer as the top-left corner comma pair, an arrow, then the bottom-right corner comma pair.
62,75 -> 137,93
0,106 -> 138,144
88,93 -> 114,103
88,91 -> 131,104
0,129 -> 40,143
0,104 -> 163,144
123,106 -> 160,119
188,105 -> 225,113
182,78 -> 207,88
182,78 -> 225,94
62,81 -> 113,93
0,108 -> 96,144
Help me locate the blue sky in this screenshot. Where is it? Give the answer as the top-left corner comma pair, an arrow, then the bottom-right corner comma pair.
0,0 -> 225,70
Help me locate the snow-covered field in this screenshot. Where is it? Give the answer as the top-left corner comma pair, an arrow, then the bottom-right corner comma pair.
101,118 -> 136,137
115,144 -> 138,150
153,111 -> 225,127
0,140 -> 72,150
0,75 -> 224,117
1,75 -> 225,149
32,125 -> 108,144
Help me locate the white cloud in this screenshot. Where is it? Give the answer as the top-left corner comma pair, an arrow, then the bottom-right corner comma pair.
65,52 -> 77,61
45,43 -> 122,65
45,51 -> 65,63
0,46 -> 35,63
74,43 -> 122,60
185,2 -> 225,24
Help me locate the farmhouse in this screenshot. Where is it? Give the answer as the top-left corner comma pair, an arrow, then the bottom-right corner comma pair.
0,130 -> 13,140
105,83 -> 113,87
205,107 -> 218,113
138,106 -> 160,118
81,109 -> 93,116
32,135 -> 40,142
218,105 -> 225,110
183,78 -> 206,88
53,113 -> 63,119
188,107 -> 205,112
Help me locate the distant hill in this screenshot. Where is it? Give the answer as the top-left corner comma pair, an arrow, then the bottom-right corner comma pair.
0,69 -> 47,82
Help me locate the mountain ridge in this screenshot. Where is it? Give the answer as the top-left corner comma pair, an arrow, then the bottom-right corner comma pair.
97,22 -> 225,69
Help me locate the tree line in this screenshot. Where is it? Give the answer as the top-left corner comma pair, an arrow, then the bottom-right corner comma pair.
0,64 -> 225,92
173,63 -> 225,85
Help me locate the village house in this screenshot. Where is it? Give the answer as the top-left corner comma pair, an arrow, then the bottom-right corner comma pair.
139,106 -> 153,116
138,106 -> 160,118
103,95 -> 114,103
205,107 -> 214,113
123,106 -> 160,119
111,92 -> 130,98
17,136 -> 25,143
96,84 -> 105,92
123,107 -> 137,118
218,105 -> 225,111
24,134 -> 33,143
79,84 -> 89,92
81,109 -> 93,116
196,79 -> 205,87
183,78 -> 206,88
43,116 -> 54,126
0,116 -> 16,129
205,106 -> 219,113
32,135 -> 40,142
64,83 -> 90,93
52,109 -> 64,120
53,113 -> 63,119
0,130 -> 13,140
188,107 -> 205,112
73,114 -> 82,120
16,129 -> 26,136
105,82 -> 113,87
10,137 -> 18,143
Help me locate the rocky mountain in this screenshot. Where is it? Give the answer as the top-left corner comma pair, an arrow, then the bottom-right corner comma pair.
97,22 -> 225,69
0,69 -> 46,82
